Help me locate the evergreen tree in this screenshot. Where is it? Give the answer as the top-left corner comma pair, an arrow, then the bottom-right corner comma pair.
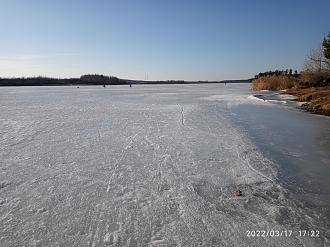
322,32 -> 330,59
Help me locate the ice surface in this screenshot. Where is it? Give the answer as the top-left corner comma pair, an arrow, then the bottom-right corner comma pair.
0,84 -> 329,246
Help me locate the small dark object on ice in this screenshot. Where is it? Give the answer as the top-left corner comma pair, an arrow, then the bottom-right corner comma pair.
103,84 -> 106,88
234,190 -> 242,197
77,86 -> 80,88
130,84 -> 132,88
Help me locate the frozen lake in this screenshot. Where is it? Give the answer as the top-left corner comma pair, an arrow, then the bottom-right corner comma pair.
0,84 -> 329,246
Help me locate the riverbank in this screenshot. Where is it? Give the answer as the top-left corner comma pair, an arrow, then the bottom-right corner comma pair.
251,75 -> 330,116
287,86 -> 330,116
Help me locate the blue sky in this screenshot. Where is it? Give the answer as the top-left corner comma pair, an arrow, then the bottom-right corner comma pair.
0,0 -> 329,80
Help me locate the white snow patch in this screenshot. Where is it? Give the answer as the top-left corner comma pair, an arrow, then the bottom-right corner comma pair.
202,94 -> 271,107
247,95 -> 266,102
277,94 -> 297,101
267,99 -> 287,104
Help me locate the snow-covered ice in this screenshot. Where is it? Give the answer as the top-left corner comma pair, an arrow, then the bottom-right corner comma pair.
0,84 -> 329,246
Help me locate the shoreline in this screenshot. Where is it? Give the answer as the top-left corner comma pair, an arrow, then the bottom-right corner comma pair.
286,86 -> 330,116
251,75 -> 330,117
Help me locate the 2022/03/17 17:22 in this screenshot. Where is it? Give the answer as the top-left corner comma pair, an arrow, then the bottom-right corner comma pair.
246,230 -> 320,238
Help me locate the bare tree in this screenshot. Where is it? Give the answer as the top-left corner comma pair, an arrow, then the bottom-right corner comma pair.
303,44 -> 330,72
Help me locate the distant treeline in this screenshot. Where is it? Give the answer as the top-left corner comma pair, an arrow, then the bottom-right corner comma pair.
0,74 -> 251,86
136,80 -> 250,84
80,74 -> 125,85
255,69 -> 299,79
0,74 -> 127,86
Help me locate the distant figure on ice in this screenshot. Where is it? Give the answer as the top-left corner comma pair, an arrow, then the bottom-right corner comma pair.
103,84 -> 106,88
129,84 -> 132,88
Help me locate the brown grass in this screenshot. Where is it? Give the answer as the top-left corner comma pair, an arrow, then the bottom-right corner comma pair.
288,86 -> 330,116
251,75 -> 299,91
